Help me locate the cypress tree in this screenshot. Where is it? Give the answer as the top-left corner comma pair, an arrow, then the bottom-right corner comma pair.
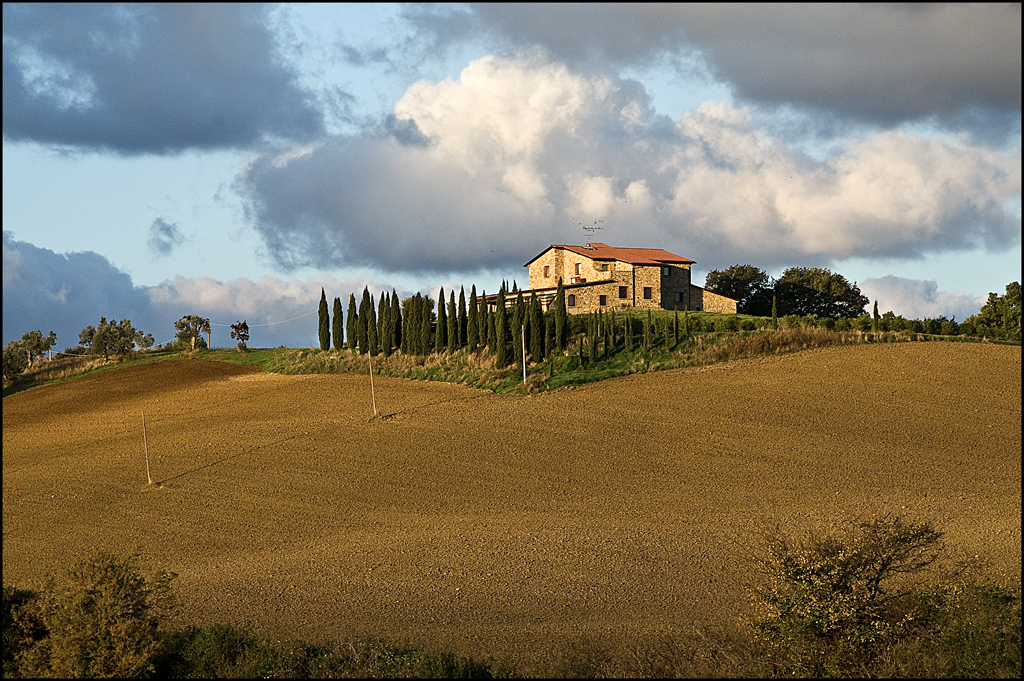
610,311 -> 617,349
772,294 -> 778,330
347,294 -> 358,351
603,315 -> 610,360
332,297 -> 344,350
381,292 -> 393,357
477,290 -> 488,349
420,295 -> 433,355
377,292 -> 387,354
458,286 -> 468,346
554,278 -> 567,352
495,287 -> 508,367
587,313 -> 597,364
468,285 -> 479,352
486,295 -> 496,350
435,288 -> 446,353
625,312 -> 633,352
544,312 -> 553,356
447,291 -> 458,353
318,288 -> 330,351
673,310 -> 679,348
392,290 -> 402,352
644,310 -> 652,349
872,300 -> 879,332
358,287 -> 371,353
512,300 -> 524,371
529,292 -> 543,362
366,293 -> 379,356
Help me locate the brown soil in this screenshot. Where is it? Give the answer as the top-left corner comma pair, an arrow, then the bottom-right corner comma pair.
3,344 -> 1021,668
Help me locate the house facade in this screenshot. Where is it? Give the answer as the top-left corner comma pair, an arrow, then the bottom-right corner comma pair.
519,242 -> 738,314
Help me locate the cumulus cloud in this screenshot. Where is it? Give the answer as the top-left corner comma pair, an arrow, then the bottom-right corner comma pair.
404,4 -> 1021,130
2,4 -> 324,153
147,218 -> 184,258
3,231 -> 405,348
238,53 -> 1021,278
859,275 -> 987,322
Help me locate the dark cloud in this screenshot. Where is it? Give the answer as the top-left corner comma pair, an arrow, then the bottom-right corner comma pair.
2,232 -> 404,349
238,55 -> 1020,279
2,3 -> 324,153
404,4 -> 1021,130
147,217 -> 184,257
3,231 -> 156,347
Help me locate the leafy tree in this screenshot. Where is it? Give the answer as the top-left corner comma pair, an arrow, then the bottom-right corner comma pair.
230,321 -> 250,351
174,315 -> 211,352
705,264 -> 774,315
13,550 -> 177,679
346,294 -> 358,351
965,281 -> 1021,341
3,341 -> 30,382
775,267 -> 869,318
467,286 -> 479,352
554,278 -> 567,352
318,288 -> 330,351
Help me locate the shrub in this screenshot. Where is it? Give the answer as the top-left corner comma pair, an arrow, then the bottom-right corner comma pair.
750,515 -> 943,677
12,551 -> 177,678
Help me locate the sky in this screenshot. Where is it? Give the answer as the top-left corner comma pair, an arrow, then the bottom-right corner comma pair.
3,3 -> 1021,349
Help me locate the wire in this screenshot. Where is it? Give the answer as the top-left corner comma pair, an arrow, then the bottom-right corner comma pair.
210,310 -> 316,328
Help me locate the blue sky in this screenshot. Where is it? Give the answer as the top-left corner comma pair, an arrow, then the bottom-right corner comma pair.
3,4 -> 1020,348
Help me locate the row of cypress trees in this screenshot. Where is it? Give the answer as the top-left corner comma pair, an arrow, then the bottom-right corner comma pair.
316,280 -> 575,364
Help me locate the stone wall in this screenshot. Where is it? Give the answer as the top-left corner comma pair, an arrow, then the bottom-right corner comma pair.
689,285 -> 738,314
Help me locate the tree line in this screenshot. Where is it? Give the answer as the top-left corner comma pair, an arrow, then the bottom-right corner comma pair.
706,264 -> 1021,341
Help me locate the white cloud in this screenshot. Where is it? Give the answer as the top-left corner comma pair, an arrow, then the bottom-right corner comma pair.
859,275 -> 987,321
240,53 -> 1020,277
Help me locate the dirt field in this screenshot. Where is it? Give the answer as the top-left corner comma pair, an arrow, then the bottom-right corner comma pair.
3,343 -> 1021,667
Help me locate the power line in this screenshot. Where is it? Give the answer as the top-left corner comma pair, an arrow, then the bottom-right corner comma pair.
209,310 -> 317,328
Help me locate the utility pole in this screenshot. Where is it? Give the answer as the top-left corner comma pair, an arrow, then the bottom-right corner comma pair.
142,411 -> 152,485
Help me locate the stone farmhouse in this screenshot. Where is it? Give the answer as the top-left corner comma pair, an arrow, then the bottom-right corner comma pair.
496,242 -> 738,314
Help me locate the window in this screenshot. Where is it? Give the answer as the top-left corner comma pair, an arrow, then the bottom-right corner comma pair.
662,266 -> 670,276
567,294 -> 576,307
618,286 -> 628,299
599,295 -> 607,306
544,265 -> 550,278
574,263 -> 581,275
674,292 -> 683,303
643,287 -> 652,300
599,263 -> 609,271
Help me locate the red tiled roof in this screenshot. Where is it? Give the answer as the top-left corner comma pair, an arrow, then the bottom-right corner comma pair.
524,242 -> 695,267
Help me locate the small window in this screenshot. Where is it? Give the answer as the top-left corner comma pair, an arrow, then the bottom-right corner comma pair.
662,266 -> 670,276
643,287 -> 652,300
674,292 -> 683,303
599,263 -> 609,272
574,263 -> 581,275
544,265 -> 550,277
599,295 -> 607,306
567,294 -> 576,307
618,286 -> 628,299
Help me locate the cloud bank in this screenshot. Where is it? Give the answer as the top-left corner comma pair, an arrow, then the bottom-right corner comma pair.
2,4 -> 324,153
859,276 -> 988,322
239,54 -> 1021,277
404,4 -> 1022,130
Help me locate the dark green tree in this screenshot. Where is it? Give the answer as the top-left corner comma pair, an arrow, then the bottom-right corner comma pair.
964,281 -> 1021,341
421,294 -> 434,354
447,290 -> 458,353
366,292 -> 379,356
554,278 -> 567,352
587,313 -> 597,364
435,287 -> 447,353
16,329 -> 58,364
625,312 -> 633,352
346,294 -> 358,351
391,289 -> 402,352
872,300 -> 879,333
529,292 -> 543,362
511,299 -> 524,371
467,285 -> 479,352
478,290 -> 489,350
458,286 -> 468,346
772,295 -> 779,330
318,288 -> 330,351
495,287 -> 508,367
644,310 -> 652,349
486,294 -> 496,350
230,320 -> 250,351
705,264 -> 774,315
332,297 -> 344,350
173,315 -> 210,352
377,292 -> 387,355
358,287 -> 372,353
775,267 -> 869,318
673,310 -> 679,347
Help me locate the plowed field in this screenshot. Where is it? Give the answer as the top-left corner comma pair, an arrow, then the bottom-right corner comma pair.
3,343 -> 1021,666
